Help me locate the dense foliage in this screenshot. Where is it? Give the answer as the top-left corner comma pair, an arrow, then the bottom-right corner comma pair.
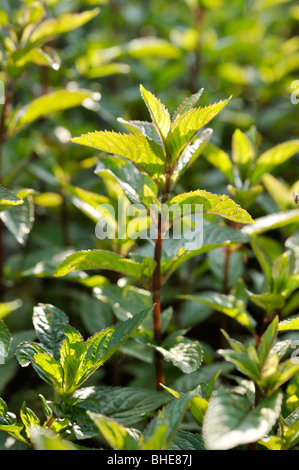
0,0 -> 299,451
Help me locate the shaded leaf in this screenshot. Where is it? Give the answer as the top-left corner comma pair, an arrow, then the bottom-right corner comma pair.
203,387 -> 282,450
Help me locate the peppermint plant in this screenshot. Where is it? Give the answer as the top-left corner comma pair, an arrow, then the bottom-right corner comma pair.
54,85 -> 254,390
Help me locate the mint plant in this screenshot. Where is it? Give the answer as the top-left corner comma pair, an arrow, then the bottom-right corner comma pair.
54,85 -> 254,390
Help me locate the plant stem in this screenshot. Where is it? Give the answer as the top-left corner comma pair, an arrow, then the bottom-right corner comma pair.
152,210 -> 164,391
0,90 -> 9,301
151,177 -> 171,391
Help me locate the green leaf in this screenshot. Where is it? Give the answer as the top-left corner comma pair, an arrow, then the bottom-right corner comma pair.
203,143 -> 234,184
166,97 -> 231,164
30,427 -> 77,450
117,118 -> 162,146
95,156 -> 158,209
95,284 -> 152,322
11,47 -> 61,71
227,184 -> 263,209
278,316 -> 299,331
32,303 -> 69,360
0,423 -> 28,445
0,187 -> 23,212
28,8 -> 100,44
155,339 -> 203,374
217,347 -> 261,383
203,387 -> 282,450
250,238 -> 273,287
170,430 -> 205,450
232,128 -> 255,182
179,292 -> 256,333
251,140 -> 299,185
242,209 -> 299,236
59,326 -> 86,396
170,128 -> 213,188
140,392 -> 194,450
71,130 -> 166,188
0,195 -> 34,245
87,413 -> 139,450
248,292 -> 285,314
0,321 -> 12,364
168,189 -> 255,224
111,37 -> 182,60
140,85 -> 171,144
258,316 -> 279,368
33,353 -> 64,392
16,342 -> 63,389
172,89 -> 203,122
54,250 -> 156,286
0,299 -> 22,320
161,221 -> 249,279
74,386 -> 171,426
262,358 -> 299,394
20,402 -> 40,439
78,306 -> 153,385
9,89 -> 92,136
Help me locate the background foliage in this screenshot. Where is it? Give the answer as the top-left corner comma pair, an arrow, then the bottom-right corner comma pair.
0,0 -> 299,451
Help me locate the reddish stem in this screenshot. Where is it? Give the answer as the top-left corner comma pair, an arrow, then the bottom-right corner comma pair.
152,210 -> 165,390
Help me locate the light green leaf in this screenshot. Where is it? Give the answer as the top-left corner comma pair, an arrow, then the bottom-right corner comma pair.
117,118 -> 162,146
242,210 -> 299,236
54,249 -> 156,285
0,187 -> 23,212
140,85 -> 171,143
11,47 -> 61,70
20,402 -> 40,439
203,388 -> 282,450
70,130 -> 166,188
248,292 -> 285,314
168,189 -> 255,224
227,184 -> 263,209
87,413 -> 139,450
251,140 -> 299,185
166,97 -> 231,164
170,128 -> 213,188
28,8 -> 100,44
78,306 -> 152,385
9,89 -> 92,136
16,342 -> 63,389
232,128 -> 255,182
0,422 -> 28,445
33,353 -> 64,392
140,392 -> 194,450
106,37 -> 182,60
180,292 -> 256,333
258,316 -> 279,368
0,299 -> 22,320
172,89 -> 203,122
278,316 -> 299,331
30,427 -> 77,450
203,143 -> 234,184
